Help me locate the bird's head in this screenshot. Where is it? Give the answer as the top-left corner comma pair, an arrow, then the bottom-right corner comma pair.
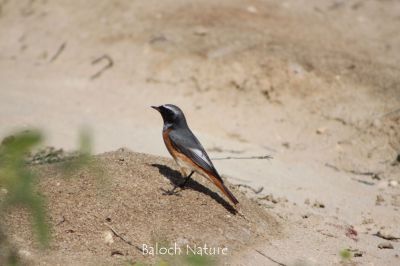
151,104 -> 187,129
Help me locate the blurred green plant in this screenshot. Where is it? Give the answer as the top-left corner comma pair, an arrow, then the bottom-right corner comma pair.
0,129 -> 94,265
184,253 -> 215,266
0,130 -> 49,246
339,248 -> 352,261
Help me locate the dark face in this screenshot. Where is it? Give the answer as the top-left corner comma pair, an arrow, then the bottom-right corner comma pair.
152,104 -> 187,128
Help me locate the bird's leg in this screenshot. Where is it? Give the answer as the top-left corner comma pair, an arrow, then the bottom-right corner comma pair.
163,171 -> 194,196
179,171 -> 194,188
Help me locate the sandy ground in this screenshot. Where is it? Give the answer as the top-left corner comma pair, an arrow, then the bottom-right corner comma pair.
1,0 -> 400,265
4,150 -> 281,265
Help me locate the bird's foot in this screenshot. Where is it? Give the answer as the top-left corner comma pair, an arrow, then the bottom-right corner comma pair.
178,181 -> 187,189
161,186 -> 182,196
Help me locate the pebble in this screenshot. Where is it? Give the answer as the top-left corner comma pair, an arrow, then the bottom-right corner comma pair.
193,26 -> 208,36
289,62 -> 306,76
389,180 -> 398,187
246,6 -> 258,13
103,231 -> 114,245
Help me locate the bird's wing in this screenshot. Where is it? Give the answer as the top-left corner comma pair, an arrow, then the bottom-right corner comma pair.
168,128 -> 222,182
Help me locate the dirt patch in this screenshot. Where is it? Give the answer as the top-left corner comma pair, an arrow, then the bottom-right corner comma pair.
3,149 -> 281,265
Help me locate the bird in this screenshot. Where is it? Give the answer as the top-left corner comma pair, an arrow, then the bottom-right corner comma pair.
152,104 -> 239,206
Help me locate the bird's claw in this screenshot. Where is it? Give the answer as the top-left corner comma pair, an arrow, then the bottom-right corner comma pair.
161,187 -> 182,196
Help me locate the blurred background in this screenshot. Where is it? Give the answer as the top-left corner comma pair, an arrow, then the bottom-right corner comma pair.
1,0 -> 400,219
1,0 -> 398,157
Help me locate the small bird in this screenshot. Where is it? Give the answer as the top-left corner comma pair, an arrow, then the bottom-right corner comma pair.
152,104 -> 239,206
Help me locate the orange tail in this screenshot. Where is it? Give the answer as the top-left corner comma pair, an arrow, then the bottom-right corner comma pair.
208,174 -> 239,205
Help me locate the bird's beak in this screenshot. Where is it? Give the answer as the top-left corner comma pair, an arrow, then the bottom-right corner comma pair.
151,105 -> 160,111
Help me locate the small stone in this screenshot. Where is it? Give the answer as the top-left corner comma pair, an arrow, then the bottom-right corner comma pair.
103,231 -> 114,245
246,6 -> 258,13
378,242 -> 394,249
304,198 -> 310,205
316,127 -> 327,135
289,62 -> 306,76
193,26 -> 208,36
389,180 -> 398,187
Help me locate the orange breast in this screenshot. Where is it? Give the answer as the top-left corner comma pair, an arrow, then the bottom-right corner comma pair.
162,129 -> 177,159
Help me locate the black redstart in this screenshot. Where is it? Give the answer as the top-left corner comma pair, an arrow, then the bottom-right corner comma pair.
152,104 -> 239,206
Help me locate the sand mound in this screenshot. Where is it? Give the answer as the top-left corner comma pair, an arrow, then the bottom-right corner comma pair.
4,149 -> 281,265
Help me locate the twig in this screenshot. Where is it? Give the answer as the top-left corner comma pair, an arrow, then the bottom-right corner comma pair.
235,184 -> 264,194
373,231 -> 400,241
104,223 -> 144,253
351,178 -> 374,186
255,249 -> 286,266
50,42 -> 66,62
325,163 -> 380,177
325,163 -> 340,171
104,223 -> 134,246
90,54 -> 114,79
212,155 -> 273,160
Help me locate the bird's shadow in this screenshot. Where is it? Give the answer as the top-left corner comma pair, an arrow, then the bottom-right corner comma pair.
150,163 -> 237,215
